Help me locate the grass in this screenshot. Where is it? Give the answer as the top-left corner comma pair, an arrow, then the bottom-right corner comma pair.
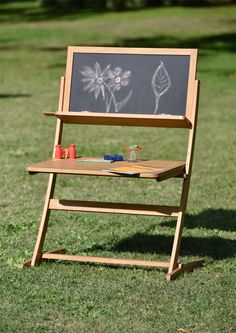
1,2 -> 236,332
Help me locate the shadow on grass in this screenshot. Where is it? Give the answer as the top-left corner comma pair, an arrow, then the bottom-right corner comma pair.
0,93 -> 31,98
114,32 -> 236,54
0,5 -> 102,23
109,233 -> 235,260
85,209 -> 236,260
0,26 -> 235,60
161,208 -> 236,232
37,46 -> 67,52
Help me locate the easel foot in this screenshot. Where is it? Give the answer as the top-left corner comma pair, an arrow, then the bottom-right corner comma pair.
166,259 -> 205,281
19,258 -> 33,268
19,248 -> 66,268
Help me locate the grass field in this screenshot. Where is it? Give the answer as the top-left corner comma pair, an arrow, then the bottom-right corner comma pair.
0,2 -> 236,332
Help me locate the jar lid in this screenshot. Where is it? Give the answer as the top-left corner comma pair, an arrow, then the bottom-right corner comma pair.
127,144 -> 141,150
129,144 -> 139,148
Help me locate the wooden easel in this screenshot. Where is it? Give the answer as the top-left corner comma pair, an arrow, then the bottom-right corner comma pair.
21,47 -> 204,280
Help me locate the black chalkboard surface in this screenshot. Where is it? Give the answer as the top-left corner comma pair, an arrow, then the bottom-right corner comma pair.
69,52 -> 190,116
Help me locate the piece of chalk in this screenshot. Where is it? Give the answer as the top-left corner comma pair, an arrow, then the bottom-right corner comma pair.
76,158 -> 114,163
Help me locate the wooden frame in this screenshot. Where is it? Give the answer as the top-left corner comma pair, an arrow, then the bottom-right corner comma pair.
45,46 -> 197,127
21,47 -> 204,281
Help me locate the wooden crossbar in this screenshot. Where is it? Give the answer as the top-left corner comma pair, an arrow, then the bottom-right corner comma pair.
49,199 -> 180,217
21,249 -> 204,281
41,251 -> 170,268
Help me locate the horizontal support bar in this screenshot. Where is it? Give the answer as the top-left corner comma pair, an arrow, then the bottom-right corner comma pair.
21,252 -> 204,280
42,252 -> 170,268
49,199 -> 180,217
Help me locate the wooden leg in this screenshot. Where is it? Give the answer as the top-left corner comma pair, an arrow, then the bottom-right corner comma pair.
167,174 -> 205,280
30,173 -> 57,266
168,176 -> 190,275
168,212 -> 185,274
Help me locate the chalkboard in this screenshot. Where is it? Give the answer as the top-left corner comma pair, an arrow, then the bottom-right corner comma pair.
68,52 -> 192,117
61,47 -> 197,122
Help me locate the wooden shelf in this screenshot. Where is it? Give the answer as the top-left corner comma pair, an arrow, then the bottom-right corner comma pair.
27,158 -> 186,181
44,112 -> 192,128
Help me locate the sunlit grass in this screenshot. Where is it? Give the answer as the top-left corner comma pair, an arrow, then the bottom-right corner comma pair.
0,3 -> 236,333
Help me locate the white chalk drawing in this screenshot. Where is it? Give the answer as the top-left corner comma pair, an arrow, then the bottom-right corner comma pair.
80,62 -> 132,113
151,61 -> 171,114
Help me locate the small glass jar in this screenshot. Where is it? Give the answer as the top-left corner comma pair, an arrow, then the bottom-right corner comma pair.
125,145 -> 141,162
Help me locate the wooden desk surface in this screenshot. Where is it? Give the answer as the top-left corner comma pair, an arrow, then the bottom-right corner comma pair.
27,158 -> 185,181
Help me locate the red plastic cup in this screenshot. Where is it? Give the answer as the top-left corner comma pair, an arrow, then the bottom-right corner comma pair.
54,145 -> 62,159
68,144 -> 76,159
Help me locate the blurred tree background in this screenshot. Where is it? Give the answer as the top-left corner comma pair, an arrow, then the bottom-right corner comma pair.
41,0 -> 236,10
1,0 -> 235,11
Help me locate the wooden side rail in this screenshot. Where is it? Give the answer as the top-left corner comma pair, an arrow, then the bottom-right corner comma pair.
49,199 -> 180,217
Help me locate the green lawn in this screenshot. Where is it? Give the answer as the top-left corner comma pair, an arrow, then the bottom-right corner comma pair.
0,2 -> 236,332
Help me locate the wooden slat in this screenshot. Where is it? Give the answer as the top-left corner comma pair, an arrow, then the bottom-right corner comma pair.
41,252 -> 170,268
67,46 -> 197,56
49,199 -> 180,217
58,76 -> 65,112
44,112 -> 191,128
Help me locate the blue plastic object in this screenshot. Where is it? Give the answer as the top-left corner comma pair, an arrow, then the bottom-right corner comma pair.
104,154 -> 124,161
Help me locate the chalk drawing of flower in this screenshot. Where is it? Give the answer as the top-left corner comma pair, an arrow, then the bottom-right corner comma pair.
80,63 -> 132,113
107,67 -> 131,91
81,62 -> 111,100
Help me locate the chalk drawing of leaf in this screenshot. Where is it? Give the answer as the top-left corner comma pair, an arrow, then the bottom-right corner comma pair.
151,61 -> 171,114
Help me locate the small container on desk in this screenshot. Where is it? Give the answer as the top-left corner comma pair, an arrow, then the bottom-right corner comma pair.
54,145 -> 62,159
125,145 -> 141,162
68,144 -> 76,159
